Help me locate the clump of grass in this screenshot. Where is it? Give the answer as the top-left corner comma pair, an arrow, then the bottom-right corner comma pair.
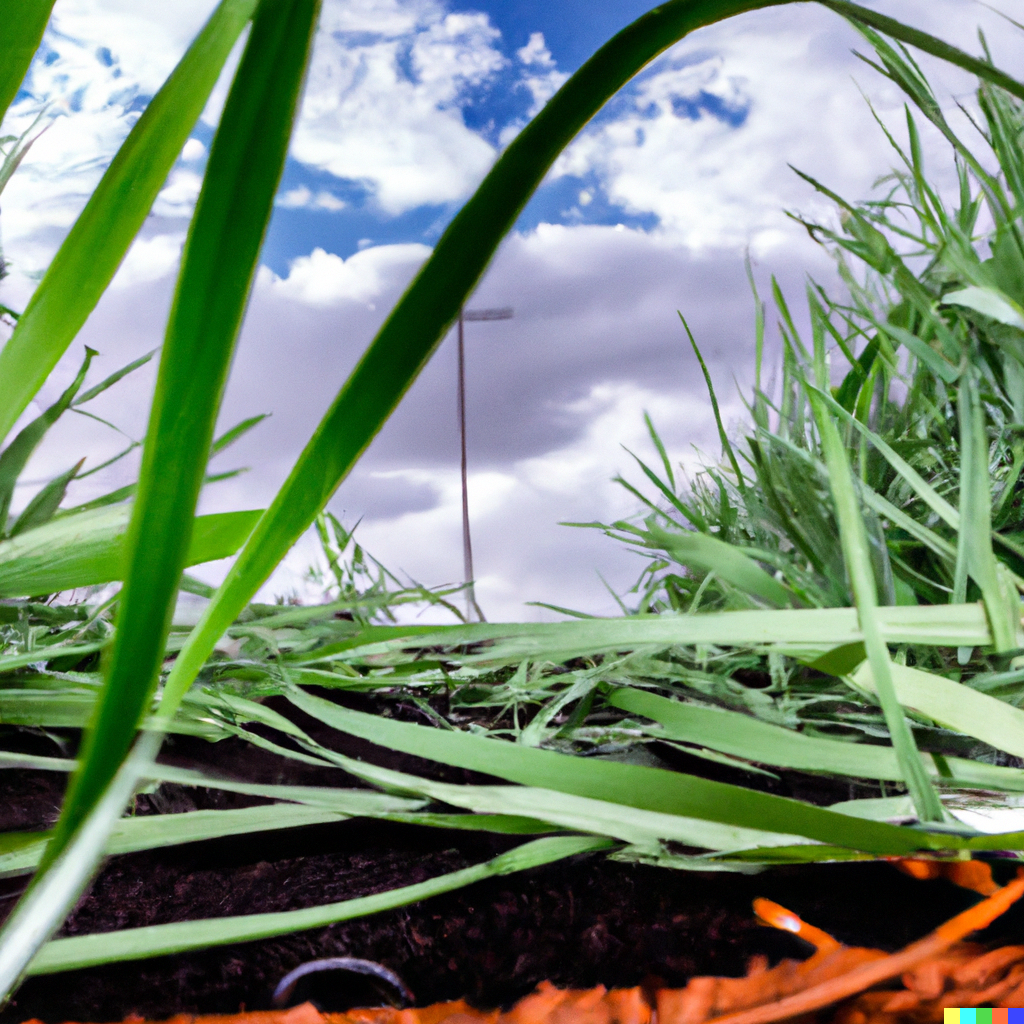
603,28 -> 1024,649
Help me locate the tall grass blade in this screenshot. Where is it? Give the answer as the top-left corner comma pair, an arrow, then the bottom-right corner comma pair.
806,388 -> 944,822
0,3 -> 55,121
45,0 -> 321,856
27,837 -> 611,975
285,686 -> 948,855
0,0 -> 321,1000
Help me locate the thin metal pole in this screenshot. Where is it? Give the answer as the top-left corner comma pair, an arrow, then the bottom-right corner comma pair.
457,310 -> 477,621
455,306 -> 510,622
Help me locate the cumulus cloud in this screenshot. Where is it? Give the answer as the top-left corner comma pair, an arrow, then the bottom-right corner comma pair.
109,231 -> 184,290
180,137 -> 206,163
515,32 -> 569,117
554,1 -> 1024,251
27,214 -> 833,614
1,0 -> 506,271
291,2 -> 504,213
0,2 -> 219,272
260,243 -> 430,306
275,186 -> 347,211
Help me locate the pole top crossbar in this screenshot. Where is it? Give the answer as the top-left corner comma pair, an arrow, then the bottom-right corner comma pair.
462,307 -> 514,321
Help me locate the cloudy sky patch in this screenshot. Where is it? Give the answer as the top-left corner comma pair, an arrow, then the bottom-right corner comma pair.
2,0 -> 1021,619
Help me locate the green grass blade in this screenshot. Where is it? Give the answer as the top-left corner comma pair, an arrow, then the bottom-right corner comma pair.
944,286 -> 1024,329
285,686 -> 948,855
0,348 -> 95,531
0,0 -> 259,445
0,644 -> 107,675
326,760 -> 818,853
211,414 -> 269,457
643,524 -> 795,607
806,388 -> 944,822
822,1 -> 1024,102
0,0 -> 322,999
0,804 -> 353,879
0,3 -> 55,120
26,836 -> 611,975
680,314 -> 746,492
850,660 -> 1024,761
44,0 -> 322,857
608,686 -> 1024,791
287,605 -> 991,668
957,367 -> 1019,651
0,508 -> 261,598
71,351 -> 157,408
9,459 -> 84,537
644,413 -> 676,493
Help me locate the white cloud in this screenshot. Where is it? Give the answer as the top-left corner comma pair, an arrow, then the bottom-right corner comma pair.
517,32 -> 555,69
261,243 -> 430,306
275,186 -> 347,211
348,378 -> 741,620
181,137 -> 206,162
110,232 -> 184,290
515,31 -> 568,117
277,186 -> 315,209
0,0 -> 505,273
0,2 -> 221,271
153,169 -> 203,218
554,1 -> 1024,252
22,217 -> 808,616
291,3 -> 504,214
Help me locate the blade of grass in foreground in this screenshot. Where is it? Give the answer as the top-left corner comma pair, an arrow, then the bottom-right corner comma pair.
284,686 -> 951,856
42,0 -> 322,864
0,0 -> 322,1002
0,0 -> 259,445
607,687 -> 1024,791
0,2 -> 55,121
0,804 -> 358,879
26,836 -> 611,975
273,604 -> 992,668
158,0 -> 1022,718
807,383 -> 944,823
0,508 -> 261,597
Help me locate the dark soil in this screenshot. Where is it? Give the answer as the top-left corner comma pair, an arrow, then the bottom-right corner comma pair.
1,692 -> 1022,1024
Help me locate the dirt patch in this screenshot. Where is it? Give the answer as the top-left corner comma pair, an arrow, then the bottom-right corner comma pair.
0,697 -> 1019,1023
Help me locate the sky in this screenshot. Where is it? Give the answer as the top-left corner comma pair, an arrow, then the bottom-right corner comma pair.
1,0 -> 1022,621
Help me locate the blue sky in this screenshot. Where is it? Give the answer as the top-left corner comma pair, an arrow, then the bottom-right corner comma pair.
2,0 -> 1021,618
259,0 -> 682,274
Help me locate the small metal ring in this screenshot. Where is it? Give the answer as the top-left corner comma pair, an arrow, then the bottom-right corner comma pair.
272,957 -> 415,1009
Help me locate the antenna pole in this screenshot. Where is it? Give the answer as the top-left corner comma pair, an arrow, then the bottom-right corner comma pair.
456,309 -> 478,621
